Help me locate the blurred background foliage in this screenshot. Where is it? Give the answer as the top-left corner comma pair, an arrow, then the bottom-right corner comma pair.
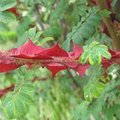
0,0 -> 120,120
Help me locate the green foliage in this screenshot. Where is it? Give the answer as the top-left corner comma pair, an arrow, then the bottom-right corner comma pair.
83,65 -> 105,101
0,11 -> 16,23
0,0 -> 16,11
35,78 -> 73,120
26,27 -> 54,45
72,67 -> 120,120
1,68 -> 35,119
0,31 -> 17,43
44,25 -> 62,38
49,0 -> 68,23
3,81 -> 34,119
0,0 -> 120,120
63,7 -> 101,51
0,1 -> 16,44
26,27 -> 37,39
38,37 -> 54,45
80,41 -> 111,65
0,21 -> 9,31
85,32 -> 112,48
100,9 -> 111,18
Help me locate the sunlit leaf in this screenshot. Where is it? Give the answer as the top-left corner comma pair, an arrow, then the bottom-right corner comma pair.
0,0 -> 17,11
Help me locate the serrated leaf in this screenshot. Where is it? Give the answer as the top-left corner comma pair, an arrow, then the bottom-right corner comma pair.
88,56 -> 94,65
80,52 -> 88,64
0,0 -> 17,11
34,31 -> 43,40
63,7 -> 101,51
27,27 -> 36,39
83,65 -> 105,101
62,36 -> 71,51
44,25 -> 62,38
72,101 -> 89,119
89,52 -> 102,65
99,49 -> 111,59
3,93 -> 27,118
80,41 -> 111,65
84,81 -> 105,101
3,82 -> 34,118
0,11 -> 16,22
19,92 -> 34,104
0,21 -> 9,31
21,83 -> 35,93
38,37 -> 54,45
100,9 -> 111,18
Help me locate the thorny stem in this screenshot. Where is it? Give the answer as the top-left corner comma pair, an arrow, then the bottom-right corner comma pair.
0,56 -> 81,98
14,57 -> 79,66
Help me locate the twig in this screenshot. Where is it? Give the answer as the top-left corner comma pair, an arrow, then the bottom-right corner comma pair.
0,85 -> 14,98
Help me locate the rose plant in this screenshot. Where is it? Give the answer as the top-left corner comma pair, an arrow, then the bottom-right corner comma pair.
0,0 -> 120,120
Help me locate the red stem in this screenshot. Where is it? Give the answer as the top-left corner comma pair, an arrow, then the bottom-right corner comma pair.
0,85 -> 14,98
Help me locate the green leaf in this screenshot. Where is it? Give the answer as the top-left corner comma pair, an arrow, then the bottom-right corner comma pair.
84,82 -> 105,101
27,27 -> 36,39
3,93 -> 27,118
83,65 -> 105,101
0,11 -> 16,22
20,83 -> 35,94
0,21 -> 9,31
0,31 -> 17,42
3,82 -> 34,119
0,0 -> 17,11
80,41 -> 111,65
44,25 -> 62,38
98,47 -> 111,59
34,31 -> 43,40
72,101 -> 90,120
100,9 -> 111,18
38,37 -> 54,45
63,7 -> 101,51
69,0 -> 76,4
